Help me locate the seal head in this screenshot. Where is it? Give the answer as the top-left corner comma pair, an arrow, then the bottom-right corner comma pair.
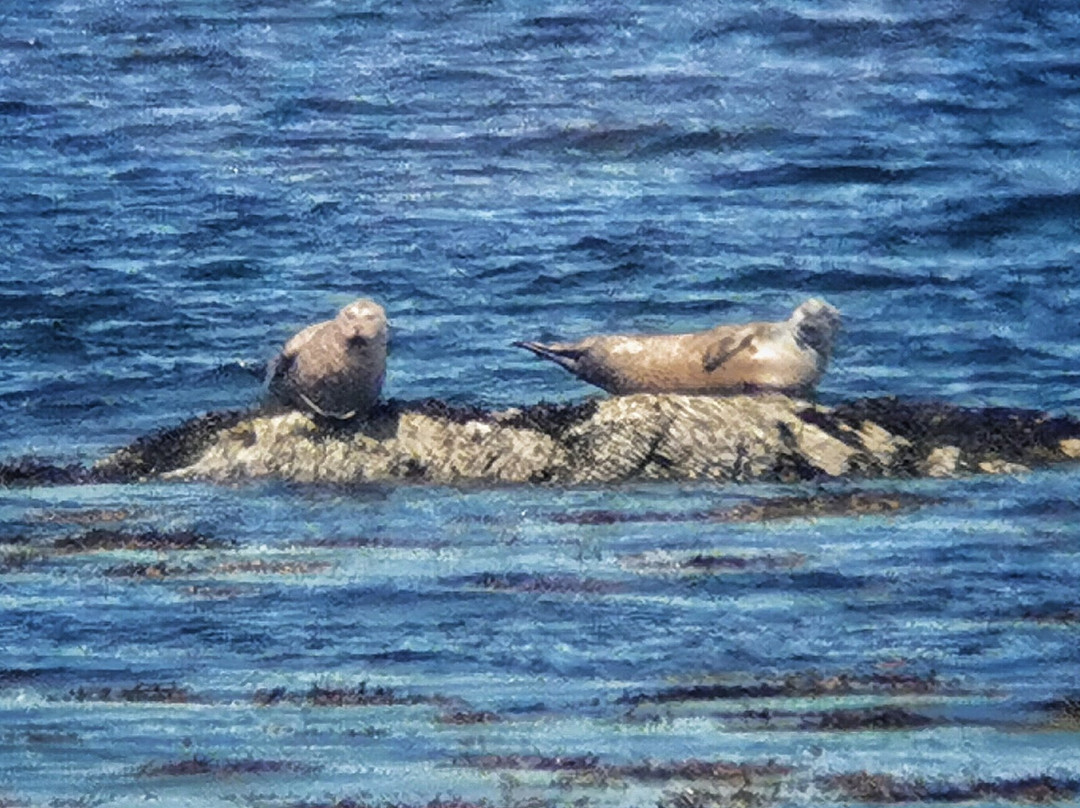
789,298 -> 841,360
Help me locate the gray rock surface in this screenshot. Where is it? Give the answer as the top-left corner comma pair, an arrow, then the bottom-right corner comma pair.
92,395 -> 1080,486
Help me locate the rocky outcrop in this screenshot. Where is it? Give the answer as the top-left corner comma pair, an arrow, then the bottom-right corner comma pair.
90,394 -> 1080,486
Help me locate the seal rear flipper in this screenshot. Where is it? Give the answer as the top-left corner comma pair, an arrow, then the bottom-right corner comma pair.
512,341 -> 587,373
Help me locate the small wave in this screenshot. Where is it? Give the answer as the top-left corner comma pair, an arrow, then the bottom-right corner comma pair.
113,44 -> 248,71
522,14 -> 606,30
999,497 -> 1080,519
507,9 -> 635,51
4,192 -> 60,215
49,133 -> 114,157
1018,60 -> 1080,90
0,100 -> 55,116
562,233 -> 662,262
10,288 -> 165,327
110,165 -> 166,182
709,162 -> 929,190
550,122 -> 691,156
690,7 -> 961,53
2,318 -> 90,359
633,127 -> 791,158
265,95 -> 394,126
755,569 -> 870,594
357,649 -> 444,664
0,36 -> 44,51
473,259 -> 547,281
520,259 -> 663,294
500,122 -> 794,160
332,9 -> 389,24
935,191 -> 1080,245
193,360 -> 266,384
183,258 -> 263,281
725,264 -> 957,294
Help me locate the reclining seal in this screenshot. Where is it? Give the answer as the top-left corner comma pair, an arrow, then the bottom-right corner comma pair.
514,298 -> 840,397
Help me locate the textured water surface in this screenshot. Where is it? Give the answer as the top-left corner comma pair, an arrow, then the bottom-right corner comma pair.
2,0 -> 1080,804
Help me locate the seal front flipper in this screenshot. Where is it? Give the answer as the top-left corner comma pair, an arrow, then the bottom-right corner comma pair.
265,349 -> 293,386
702,332 -> 755,373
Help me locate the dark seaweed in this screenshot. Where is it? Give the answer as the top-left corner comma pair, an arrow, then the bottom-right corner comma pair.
94,409 -> 249,480
821,772 -> 1080,803
455,753 -> 792,782
465,572 -> 622,595
253,682 -> 436,707
66,682 -> 192,703
826,397 -> 1080,467
137,755 -> 313,777
554,491 -> 932,526
0,457 -> 90,487
621,672 -> 942,705
52,528 -> 226,553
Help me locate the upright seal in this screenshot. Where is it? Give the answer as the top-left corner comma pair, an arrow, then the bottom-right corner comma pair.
267,298 -> 388,419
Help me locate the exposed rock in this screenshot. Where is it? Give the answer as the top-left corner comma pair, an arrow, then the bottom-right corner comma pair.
1061,439 -> 1080,459
86,394 -> 1080,486
922,445 -> 961,478
977,458 -> 1031,475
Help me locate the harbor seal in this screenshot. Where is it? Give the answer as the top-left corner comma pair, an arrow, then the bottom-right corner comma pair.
266,298 -> 388,420
514,298 -> 840,396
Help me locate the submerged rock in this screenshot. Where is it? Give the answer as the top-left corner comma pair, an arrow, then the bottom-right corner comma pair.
90,394 -> 1080,486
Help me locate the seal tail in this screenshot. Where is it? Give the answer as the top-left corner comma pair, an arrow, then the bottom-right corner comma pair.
512,341 -> 585,372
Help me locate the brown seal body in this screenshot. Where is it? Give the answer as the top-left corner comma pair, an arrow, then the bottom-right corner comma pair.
267,299 -> 388,419
514,298 -> 840,396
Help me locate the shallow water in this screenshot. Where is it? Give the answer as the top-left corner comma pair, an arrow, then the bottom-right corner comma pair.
3,1 -> 1080,805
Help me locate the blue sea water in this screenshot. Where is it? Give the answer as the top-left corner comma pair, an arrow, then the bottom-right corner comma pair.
3,1 -> 1080,805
